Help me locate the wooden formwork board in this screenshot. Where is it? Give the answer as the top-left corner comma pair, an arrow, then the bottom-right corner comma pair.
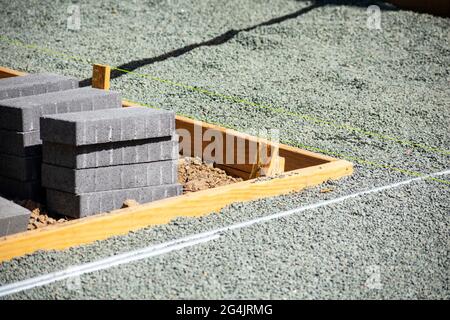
0,66 -> 353,262
0,66 -> 26,78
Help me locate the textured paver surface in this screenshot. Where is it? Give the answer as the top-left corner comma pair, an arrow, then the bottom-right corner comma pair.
42,137 -> 177,169
42,160 -> 178,194
0,87 -> 121,132
0,196 -> 31,237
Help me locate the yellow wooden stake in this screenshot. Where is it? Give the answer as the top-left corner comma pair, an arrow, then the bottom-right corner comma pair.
91,64 -> 111,90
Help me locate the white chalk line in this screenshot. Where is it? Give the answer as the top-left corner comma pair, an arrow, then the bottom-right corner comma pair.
1,168 -> 449,298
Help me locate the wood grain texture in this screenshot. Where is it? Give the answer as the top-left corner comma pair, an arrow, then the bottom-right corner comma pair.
0,66 -> 27,78
0,160 -> 353,262
174,114 -> 331,174
91,64 -> 111,90
388,0 -> 450,17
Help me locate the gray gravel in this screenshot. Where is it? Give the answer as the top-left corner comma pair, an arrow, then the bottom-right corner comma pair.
0,0 -> 449,299
1,171 -> 449,299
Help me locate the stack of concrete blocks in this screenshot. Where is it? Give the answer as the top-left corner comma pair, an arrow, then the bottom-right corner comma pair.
0,74 -> 123,201
0,73 -> 78,200
40,107 -> 182,218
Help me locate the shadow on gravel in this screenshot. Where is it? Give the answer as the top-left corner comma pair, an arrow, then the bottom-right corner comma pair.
79,0 -> 397,87
79,3 -> 319,86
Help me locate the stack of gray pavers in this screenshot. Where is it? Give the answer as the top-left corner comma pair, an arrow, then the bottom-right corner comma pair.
40,107 -> 181,218
0,73 -> 78,200
0,74 -> 122,201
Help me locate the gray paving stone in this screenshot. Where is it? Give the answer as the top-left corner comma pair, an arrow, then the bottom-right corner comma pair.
0,129 -> 41,156
42,160 -> 178,194
0,153 -> 41,181
0,196 -> 31,237
42,136 -> 178,169
40,107 -> 175,146
0,73 -> 78,100
0,175 -> 43,201
0,87 -> 121,132
46,183 -> 182,218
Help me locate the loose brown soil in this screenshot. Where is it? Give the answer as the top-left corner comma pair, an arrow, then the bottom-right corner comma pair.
16,200 -> 70,231
178,157 -> 243,194
18,157 -> 242,230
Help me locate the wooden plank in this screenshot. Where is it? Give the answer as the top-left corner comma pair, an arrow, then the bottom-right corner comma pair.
0,66 -> 27,78
91,64 -> 111,90
248,143 -> 281,179
0,159 -> 353,262
0,65 -> 353,262
176,114 -> 334,161
216,164 -> 252,180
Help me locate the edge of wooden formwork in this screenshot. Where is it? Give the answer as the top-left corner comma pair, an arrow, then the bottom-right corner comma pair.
0,66 -> 27,78
0,159 -> 353,262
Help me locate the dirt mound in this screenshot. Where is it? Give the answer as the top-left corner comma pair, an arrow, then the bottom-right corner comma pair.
16,200 -> 69,231
178,157 -> 243,194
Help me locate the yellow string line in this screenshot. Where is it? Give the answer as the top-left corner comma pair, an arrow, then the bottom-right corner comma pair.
122,96 -> 450,187
0,35 -> 91,64
1,34 -> 448,156
111,68 -> 450,157
1,35 -> 449,185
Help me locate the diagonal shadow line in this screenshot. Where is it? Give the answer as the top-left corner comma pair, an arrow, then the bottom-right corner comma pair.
79,3 -> 320,87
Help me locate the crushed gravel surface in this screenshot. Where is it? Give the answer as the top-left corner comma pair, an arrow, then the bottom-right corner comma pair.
0,0 -> 448,299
